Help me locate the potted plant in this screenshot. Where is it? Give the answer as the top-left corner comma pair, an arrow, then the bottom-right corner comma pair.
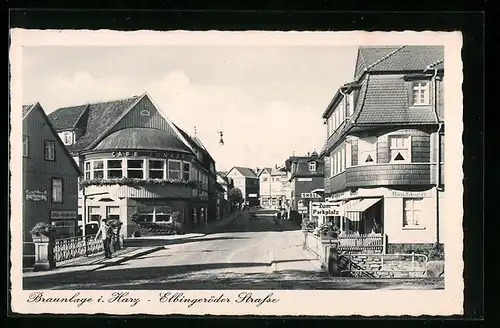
30,222 -> 56,241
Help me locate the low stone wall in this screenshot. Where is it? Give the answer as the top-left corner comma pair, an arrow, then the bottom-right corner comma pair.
303,232 -> 332,264
343,253 -> 427,278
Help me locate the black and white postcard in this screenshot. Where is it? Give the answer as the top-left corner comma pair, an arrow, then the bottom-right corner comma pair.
10,30 -> 463,316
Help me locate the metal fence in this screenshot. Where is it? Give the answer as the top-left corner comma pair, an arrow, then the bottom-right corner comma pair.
53,234 -> 104,263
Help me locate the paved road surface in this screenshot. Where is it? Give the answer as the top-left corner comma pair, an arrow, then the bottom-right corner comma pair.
23,210 -> 444,290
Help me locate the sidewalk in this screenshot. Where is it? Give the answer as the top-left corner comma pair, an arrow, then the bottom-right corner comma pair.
270,226 -> 325,274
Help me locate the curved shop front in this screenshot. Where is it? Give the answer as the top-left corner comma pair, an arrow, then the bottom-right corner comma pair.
78,128 -> 202,237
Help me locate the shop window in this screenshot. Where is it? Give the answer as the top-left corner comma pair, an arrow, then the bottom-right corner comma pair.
106,206 -> 120,221
390,135 -> 412,163
107,159 -> 123,178
183,162 -> 191,181
23,136 -> 29,157
127,159 -> 144,179
85,162 -> 91,180
412,81 -> 430,106
149,159 -> 165,179
358,136 -> 377,165
51,220 -> 75,238
168,160 -> 182,180
44,140 -> 55,161
403,198 -> 424,228
93,160 -> 104,179
51,178 -> 63,203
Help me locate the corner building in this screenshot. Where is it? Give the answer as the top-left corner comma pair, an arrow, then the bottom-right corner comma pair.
319,46 -> 445,252
48,93 -> 218,237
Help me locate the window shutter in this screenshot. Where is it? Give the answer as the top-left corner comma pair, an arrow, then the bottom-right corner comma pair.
324,156 -> 331,178
406,81 -> 414,106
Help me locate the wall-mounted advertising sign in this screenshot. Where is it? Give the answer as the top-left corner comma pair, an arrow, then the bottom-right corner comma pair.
111,151 -> 188,160
311,202 -> 341,216
301,193 -> 321,199
51,211 -> 77,220
25,190 -> 47,202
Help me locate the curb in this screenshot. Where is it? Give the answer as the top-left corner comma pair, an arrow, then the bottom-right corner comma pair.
89,246 -> 165,272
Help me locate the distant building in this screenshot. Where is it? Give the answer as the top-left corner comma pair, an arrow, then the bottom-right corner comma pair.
319,45 -> 445,250
258,166 -> 290,208
22,102 -> 81,268
48,93 -> 219,236
285,152 -> 325,220
225,166 -> 259,206
216,171 -> 234,216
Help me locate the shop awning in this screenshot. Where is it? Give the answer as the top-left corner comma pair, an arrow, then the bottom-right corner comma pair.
343,198 -> 382,222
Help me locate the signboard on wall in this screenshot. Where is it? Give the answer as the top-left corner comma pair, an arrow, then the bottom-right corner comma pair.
248,194 -> 258,197
25,190 -> 47,202
311,202 -> 340,216
297,178 -> 313,182
301,193 -> 321,199
51,211 -> 77,220
298,206 -> 308,213
111,151 -> 190,160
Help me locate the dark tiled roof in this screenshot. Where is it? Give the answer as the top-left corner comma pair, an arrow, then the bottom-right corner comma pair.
354,46 -> 444,81
354,75 -> 438,124
217,171 -> 228,177
258,168 -> 272,176
232,166 -> 258,178
49,104 -> 88,130
291,158 -> 325,178
48,96 -> 141,154
173,124 -> 215,164
93,127 -> 192,152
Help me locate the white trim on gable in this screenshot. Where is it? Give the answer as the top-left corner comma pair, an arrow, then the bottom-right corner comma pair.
144,93 -> 195,152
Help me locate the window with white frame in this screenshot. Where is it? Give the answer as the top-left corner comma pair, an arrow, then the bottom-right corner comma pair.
63,132 -> 72,145
106,206 -> 120,221
51,178 -> 63,203
23,136 -> 29,157
107,159 -> 123,178
412,81 -> 430,105
93,160 -> 104,179
330,155 -> 334,176
183,162 -> 191,181
309,161 -> 316,172
168,160 -> 182,180
149,159 -> 165,179
389,135 -> 411,163
330,115 -> 335,135
127,159 -> 144,178
88,206 -> 101,222
403,198 -> 424,227
85,162 -> 91,180
346,142 -> 352,168
358,136 -> 377,164
341,146 -> 346,172
44,140 -> 55,161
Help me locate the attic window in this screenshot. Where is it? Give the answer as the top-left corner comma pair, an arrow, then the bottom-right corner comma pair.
140,109 -> 150,117
309,161 -> 317,172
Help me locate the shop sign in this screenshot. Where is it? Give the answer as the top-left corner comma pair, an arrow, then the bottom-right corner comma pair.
51,210 -> 77,219
298,206 -> 308,213
25,190 -> 47,202
297,178 -> 312,182
301,192 -> 321,199
111,151 -> 187,160
391,190 -> 432,198
248,194 -> 258,197
311,202 -> 340,216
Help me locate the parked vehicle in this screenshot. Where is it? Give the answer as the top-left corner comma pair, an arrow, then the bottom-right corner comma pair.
77,222 -> 99,236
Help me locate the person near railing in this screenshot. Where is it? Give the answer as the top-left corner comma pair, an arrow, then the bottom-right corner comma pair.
95,218 -> 112,259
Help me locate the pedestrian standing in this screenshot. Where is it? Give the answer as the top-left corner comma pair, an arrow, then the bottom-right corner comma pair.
95,218 -> 112,259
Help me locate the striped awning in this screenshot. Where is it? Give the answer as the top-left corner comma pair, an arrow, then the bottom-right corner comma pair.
342,198 -> 382,222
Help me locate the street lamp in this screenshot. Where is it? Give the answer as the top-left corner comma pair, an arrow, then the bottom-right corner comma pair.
218,131 -> 224,146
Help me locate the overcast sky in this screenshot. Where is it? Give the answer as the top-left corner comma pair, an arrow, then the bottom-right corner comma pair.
22,45 -> 358,172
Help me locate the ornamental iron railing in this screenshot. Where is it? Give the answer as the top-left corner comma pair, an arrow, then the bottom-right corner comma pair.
53,234 -> 104,263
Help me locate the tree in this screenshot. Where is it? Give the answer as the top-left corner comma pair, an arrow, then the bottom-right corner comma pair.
229,187 -> 244,206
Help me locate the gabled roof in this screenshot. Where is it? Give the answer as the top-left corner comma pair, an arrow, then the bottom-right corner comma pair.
257,167 -> 272,177
173,124 -> 216,164
354,45 -> 444,81
48,95 -> 142,154
217,171 -> 228,177
22,102 -> 82,175
228,166 -> 257,178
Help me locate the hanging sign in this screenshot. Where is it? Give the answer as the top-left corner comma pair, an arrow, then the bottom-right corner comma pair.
311,202 -> 341,216
25,190 -> 47,202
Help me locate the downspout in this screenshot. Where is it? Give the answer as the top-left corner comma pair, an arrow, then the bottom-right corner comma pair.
430,67 -> 444,245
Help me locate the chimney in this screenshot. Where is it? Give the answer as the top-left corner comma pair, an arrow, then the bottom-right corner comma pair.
307,152 -> 310,157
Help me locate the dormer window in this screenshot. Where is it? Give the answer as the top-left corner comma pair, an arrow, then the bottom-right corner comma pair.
412,81 -> 430,105
309,161 -> 317,172
346,93 -> 354,117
